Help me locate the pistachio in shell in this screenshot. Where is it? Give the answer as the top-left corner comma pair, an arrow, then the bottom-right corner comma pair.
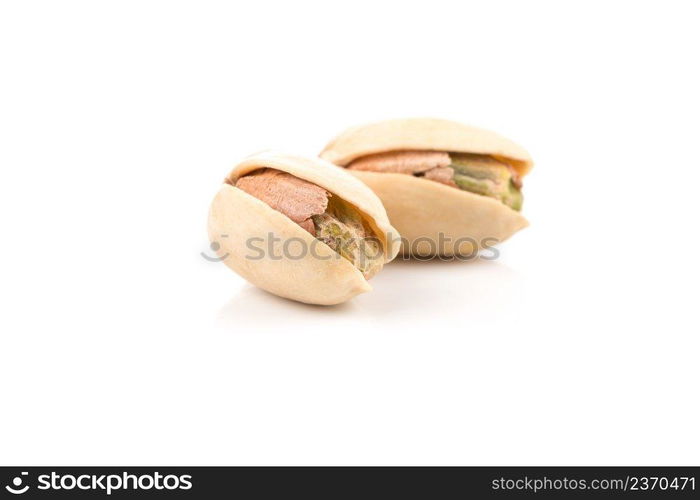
319,118 -> 533,257
207,152 -> 399,305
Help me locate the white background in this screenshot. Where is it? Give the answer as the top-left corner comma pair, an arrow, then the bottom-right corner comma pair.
1,1 -> 698,465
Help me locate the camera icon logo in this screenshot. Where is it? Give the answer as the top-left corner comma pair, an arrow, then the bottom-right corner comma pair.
5,472 -> 29,495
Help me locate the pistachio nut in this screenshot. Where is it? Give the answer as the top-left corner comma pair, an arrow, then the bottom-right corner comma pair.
207,152 -> 399,305
320,118 -> 533,257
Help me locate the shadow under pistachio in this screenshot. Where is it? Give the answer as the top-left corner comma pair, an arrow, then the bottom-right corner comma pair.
216,285 -> 358,329
216,256 -> 524,331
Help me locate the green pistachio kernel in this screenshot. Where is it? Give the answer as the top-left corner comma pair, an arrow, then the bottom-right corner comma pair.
313,197 -> 383,279
449,153 -> 523,211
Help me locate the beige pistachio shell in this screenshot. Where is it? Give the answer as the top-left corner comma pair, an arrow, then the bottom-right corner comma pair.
208,152 -> 399,305
320,118 -> 532,256
320,117 -> 533,177
348,171 -> 528,256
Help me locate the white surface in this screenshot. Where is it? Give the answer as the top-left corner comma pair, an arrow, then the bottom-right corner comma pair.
1,1 -> 698,465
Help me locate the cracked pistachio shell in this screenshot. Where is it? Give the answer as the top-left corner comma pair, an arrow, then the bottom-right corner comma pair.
207,152 -> 399,305
320,118 -> 533,256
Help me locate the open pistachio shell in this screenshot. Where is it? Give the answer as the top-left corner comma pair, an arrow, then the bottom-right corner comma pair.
320,118 -> 533,256
208,152 -> 399,305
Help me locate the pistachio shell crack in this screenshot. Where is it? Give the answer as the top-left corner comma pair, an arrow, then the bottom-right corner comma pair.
347,150 -> 523,211
348,150 -> 450,175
